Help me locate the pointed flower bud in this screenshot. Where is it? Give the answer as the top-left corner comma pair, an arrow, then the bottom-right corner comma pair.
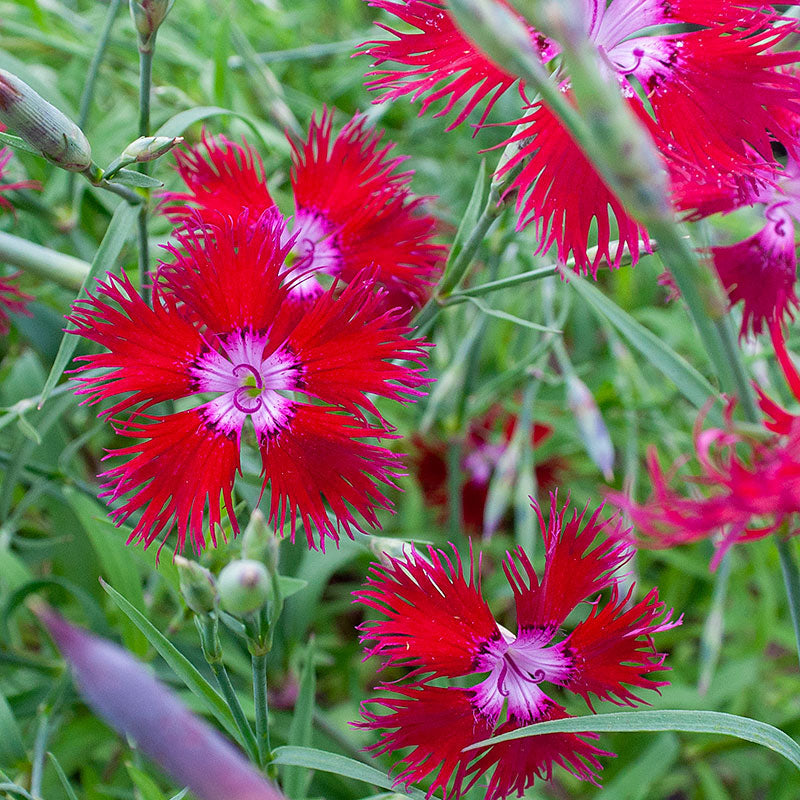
130,0 -> 174,49
566,373 -> 615,481
122,135 -> 183,163
367,535 -> 418,569
33,602 -> 286,800
175,555 -> 218,615
0,70 -> 91,171
242,508 -> 277,567
218,559 -> 271,616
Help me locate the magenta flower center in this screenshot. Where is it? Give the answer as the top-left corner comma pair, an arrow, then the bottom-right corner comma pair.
191,329 -> 301,440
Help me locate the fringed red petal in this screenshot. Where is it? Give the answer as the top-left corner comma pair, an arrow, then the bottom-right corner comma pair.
100,409 -> 240,557
259,404 -> 405,551
68,271 -> 202,417
359,0 -> 521,129
356,544 -> 499,676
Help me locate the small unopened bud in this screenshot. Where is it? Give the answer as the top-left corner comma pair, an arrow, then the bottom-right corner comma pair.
130,0 -> 174,49
122,135 -> 182,163
175,555 -> 218,615
0,70 -> 91,171
566,373 -> 615,481
367,535 -> 418,568
242,509 -> 279,569
218,560 -> 271,616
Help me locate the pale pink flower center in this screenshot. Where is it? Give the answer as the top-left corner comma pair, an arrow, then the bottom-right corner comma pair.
472,627 -> 572,724
191,328 -> 301,440
281,210 -> 343,299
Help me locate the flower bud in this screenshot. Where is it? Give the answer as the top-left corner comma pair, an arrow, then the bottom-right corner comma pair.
122,135 -> 183,163
218,559 -> 271,616
175,555 -> 218,615
0,70 -> 91,171
130,0 -> 174,49
242,508 -> 279,569
566,373 -> 615,481
367,535 -> 420,569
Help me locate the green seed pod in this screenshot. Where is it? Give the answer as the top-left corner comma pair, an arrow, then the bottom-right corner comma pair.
175,555 -> 218,615
0,70 -> 92,172
218,559 -> 272,617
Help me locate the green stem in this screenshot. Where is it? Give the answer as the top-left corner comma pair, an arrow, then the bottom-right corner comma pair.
30,712 -> 49,798
446,438 -> 463,540
81,165 -> 145,205
199,616 -> 259,763
137,44 -> 154,302
777,537 -> 800,668
67,0 -> 123,201
137,207 -> 151,304
252,652 -> 271,768
79,0 -> 123,126
714,315 -> 759,421
413,182 -> 504,333
138,45 -> 154,139
450,265 -> 558,300
0,232 -> 88,290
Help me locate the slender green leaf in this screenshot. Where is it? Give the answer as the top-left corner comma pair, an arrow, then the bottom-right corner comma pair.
0,132 -> 39,156
99,579 -> 240,741
461,295 -> 560,333
467,710 -> 800,771
125,762 -> 168,800
0,691 -> 26,765
153,106 -> 286,153
570,276 -> 718,409
283,639 -> 317,800
277,575 -> 307,601
47,752 -> 80,800
110,169 -> 164,189
38,202 -> 139,408
68,489 -> 148,656
272,746 -> 426,800
446,160 -> 486,272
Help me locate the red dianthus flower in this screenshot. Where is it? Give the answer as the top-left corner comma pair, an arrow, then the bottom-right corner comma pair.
68,210 -> 431,555
360,1 -> 800,274
355,494 -> 679,799
161,111 -> 444,315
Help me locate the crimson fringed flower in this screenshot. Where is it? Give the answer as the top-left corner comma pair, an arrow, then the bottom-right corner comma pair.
355,495 -> 679,800
161,111 -> 444,315
611,326 -> 800,565
674,144 -> 800,340
359,1 -> 800,275
67,209 -> 430,556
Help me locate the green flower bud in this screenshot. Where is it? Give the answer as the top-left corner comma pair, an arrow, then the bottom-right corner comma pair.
218,560 -> 271,616
0,70 -> 91,171
175,556 -> 218,615
242,509 -> 279,569
122,135 -> 183,163
367,535 -> 417,568
130,0 -> 174,49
